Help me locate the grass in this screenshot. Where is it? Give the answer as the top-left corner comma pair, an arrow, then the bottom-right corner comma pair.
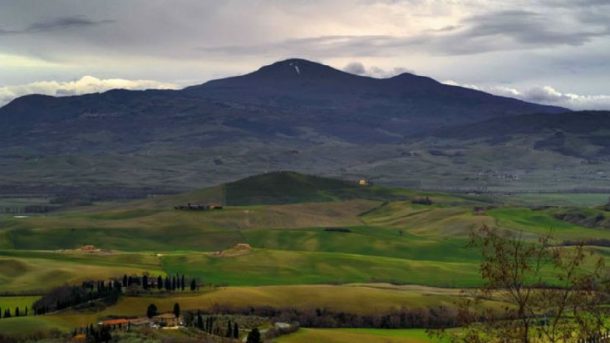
1,174 -> 610,338
0,296 -> 39,311
0,200 -> 377,251
275,328 -> 448,343
0,254 -> 164,293
161,249 -> 482,287
99,284 -> 469,316
241,226 -> 478,262
505,193 -> 610,207
487,207 -> 610,240
1,196 -> 609,293
18,284 -> 496,334
0,315 -> 72,335
223,171 -> 408,206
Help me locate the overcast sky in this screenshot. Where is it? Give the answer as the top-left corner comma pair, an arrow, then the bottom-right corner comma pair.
1,0 -> 609,109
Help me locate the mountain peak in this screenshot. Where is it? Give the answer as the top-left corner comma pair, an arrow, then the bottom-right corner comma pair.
246,58 -> 357,81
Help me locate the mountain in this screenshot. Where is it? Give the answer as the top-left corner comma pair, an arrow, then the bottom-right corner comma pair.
0,58 -> 598,199
184,59 -> 565,138
429,111 -> 610,159
0,59 -> 564,146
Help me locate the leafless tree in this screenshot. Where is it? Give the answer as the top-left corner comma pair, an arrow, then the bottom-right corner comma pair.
434,225 -> 609,343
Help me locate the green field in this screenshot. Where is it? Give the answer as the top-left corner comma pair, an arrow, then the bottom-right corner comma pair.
0,295 -> 39,311
0,172 -> 609,339
0,253 -> 164,293
276,328 -> 448,343
0,284 -> 489,338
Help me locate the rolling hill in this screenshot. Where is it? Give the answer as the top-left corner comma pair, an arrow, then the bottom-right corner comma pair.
1,172 -> 609,340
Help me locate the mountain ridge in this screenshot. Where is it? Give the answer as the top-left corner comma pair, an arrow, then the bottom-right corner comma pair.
2,58 -> 603,198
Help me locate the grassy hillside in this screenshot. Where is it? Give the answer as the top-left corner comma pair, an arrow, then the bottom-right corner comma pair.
1,173 -> 609,340
1,173 -> 609,293
161,249 -> 481,287
224,171 -> 403,205
276,328 -> 447,343
0,296 -> 39,311
0,284 -> 488,338
0,253 -> 164,293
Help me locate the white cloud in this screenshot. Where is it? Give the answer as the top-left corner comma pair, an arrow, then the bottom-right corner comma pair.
0,76 -> 179,106
343,61 -> 412,78
343,62 -> 366,75
443,81 -> 610,110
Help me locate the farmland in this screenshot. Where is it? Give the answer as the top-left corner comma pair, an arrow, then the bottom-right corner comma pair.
1,172 -> 609,341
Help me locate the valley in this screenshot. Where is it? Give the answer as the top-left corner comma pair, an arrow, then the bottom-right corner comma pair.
1,172 -> 609,341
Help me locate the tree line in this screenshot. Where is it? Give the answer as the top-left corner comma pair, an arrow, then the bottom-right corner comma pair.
191,311 -> 241,338
0,306 -> 28,319
72,324 -> 112,343
33,284 -> 121,315
183,305 -> 457,329
32,273 -> 200,315
121,273 -> 197,292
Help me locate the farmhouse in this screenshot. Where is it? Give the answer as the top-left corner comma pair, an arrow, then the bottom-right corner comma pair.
99,318 -> 129,329
129,317 -> 152,327
153,313 -> 181,327
174,203 -> 224,211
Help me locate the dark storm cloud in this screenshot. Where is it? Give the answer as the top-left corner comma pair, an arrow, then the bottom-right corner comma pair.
26,16 -> 114,32
0,15 -> 113,35
542,0 -> 610,7
198,35 -> 416,57
442,10 -> 609,51
199,9 -> 610,57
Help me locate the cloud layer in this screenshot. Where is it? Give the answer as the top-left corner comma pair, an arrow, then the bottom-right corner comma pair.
0,0 -> 608,109
443,81 -> 610,110
0,76 -> 178,106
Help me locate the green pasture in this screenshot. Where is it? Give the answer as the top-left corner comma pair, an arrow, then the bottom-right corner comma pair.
0,296 -> 39,311
276,328 -> 447,343
161,248 -> 482,288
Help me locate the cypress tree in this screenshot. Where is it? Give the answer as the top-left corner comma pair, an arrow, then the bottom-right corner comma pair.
196,311 -> 204,330
181,275 -> 185,291
4,308 -> 11,318
246,328 -> 261,343
226,320 -> 233,337
157,275 -> 163,290
173,303 -> 181,318
233,322 -> 239,338
142,274 -> 149,290
14,307 -> 19,317
190,278 -> 197,291
146,304 -> 158,318
100,325 -> 112,343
